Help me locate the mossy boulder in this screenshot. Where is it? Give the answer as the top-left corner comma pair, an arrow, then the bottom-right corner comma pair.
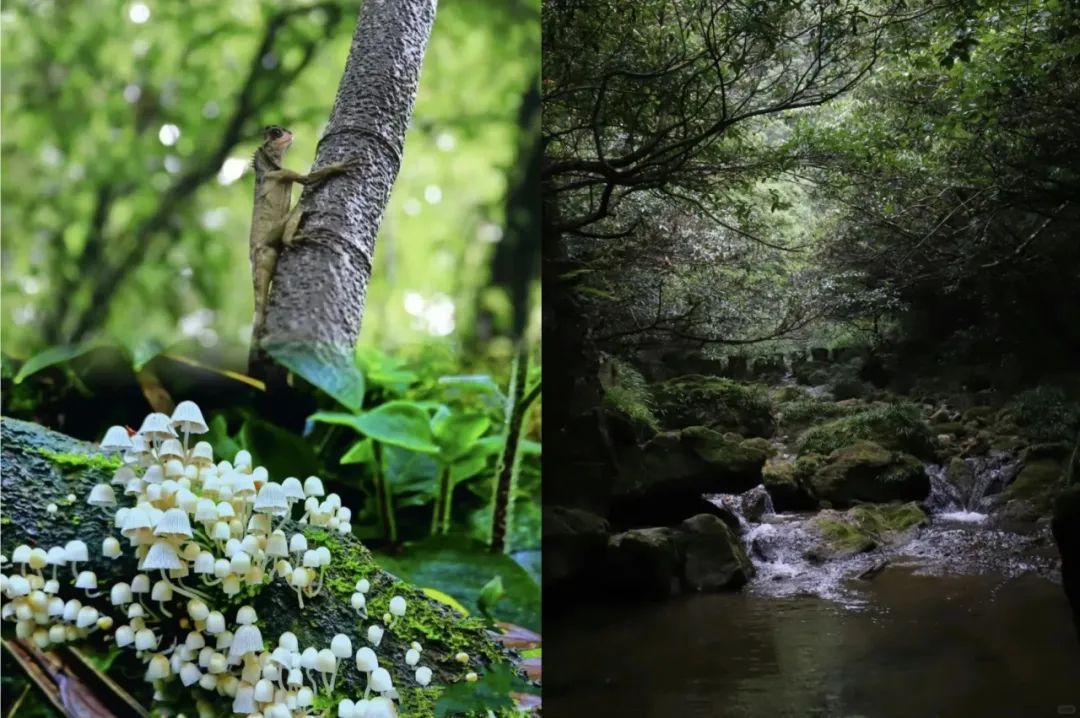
946,456 -> 976,502
678,514 -> 754,591
0,417 -> 512,715
610,427 -> 767,528
806,441 -> 930,507
652,375 -> 775,437
545,506 -> 610,600
762,461 -> 817,511
810,502 -> 927,560
1006,458 -> 1064,506
605,514 -> 753,598
776,399 -> 860,433
796,403 -> 934,458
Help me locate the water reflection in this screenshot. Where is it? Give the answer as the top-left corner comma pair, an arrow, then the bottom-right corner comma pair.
547,569 -> 1080,717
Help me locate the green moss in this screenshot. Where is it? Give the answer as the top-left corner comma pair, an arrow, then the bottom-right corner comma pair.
777,399 -> 859,430
398,686 -> 443,717
740,437 -> 776,457
0,516 -> 10,525
796,403 -> 933,457
813,502 -> 926,554
36,449 -> 121,473
1007,460 -> 1064,500
653,375 -> 775,436
682,426 -> 768,470
814,518 -> 876,554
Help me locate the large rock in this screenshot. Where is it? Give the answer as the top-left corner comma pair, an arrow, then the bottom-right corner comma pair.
807,441 -> 930,507
544,506 -> 610,600
605,514 -> 754,598
652,375 -> 775,438
762,461 -> 818,511
605,527 -> 683,598
678,514 -> 754,591
610,427 -> 768,528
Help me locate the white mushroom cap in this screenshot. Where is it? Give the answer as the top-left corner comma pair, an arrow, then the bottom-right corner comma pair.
367,625 -> 384,647
265,531 -> 288,558
141,541 -> 182,571
6,575 -> 30,597
190,441 -> 215,466
205,611 -> 226,634
232,473 -> 256,496
253,482 -> 288,515
171,401 -> 209,434
389,596 -> 406,617
236,606 -> 257,625
135,628 -> 158,651
234,450 -> 253,470
231,682 -> 255,713
314,546 -> 331,567
46,547 -> 68,567
314,648 -> 336,673
158,438 -> 185,460
64,540 -> 89,563
356,578 -> 370,594
300,647 -> 319,669
405,649 -> 420,667
338,699 -> 356,718
145,654 -> 170,681
111,466 -> 136,486
228,625 -> 264,660
143,464 -> 164,484
179,662 -> 202,687
369,667 -> 393,693
354,646 -> 378,672
296,687 -> 314,708
101,426 -> 134,452
110,583 -> 133,605
115,625 -> 135,647
330,633 -> 352,659
303,476 -> 325,498
367,697 -> 397,718
194,499 -> 219,523
287,667 -> 304,686
280,477 -> 305,501
289,534 -> 308,554
87,483 -> 117,507
154,508 -> 193,538
75,571 -> 97,590
415,665 -> 432,686
137,412 -> 177,440
251,466 -> 269,487
278,632 -> 299,652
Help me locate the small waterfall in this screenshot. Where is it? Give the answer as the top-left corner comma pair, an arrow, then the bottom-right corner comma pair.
924,451 -> 1020,523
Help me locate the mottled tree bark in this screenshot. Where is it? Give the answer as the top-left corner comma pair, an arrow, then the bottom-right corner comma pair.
253,0 -> 436,378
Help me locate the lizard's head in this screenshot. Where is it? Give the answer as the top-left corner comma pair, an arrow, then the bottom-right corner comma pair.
261,125 -> 293,159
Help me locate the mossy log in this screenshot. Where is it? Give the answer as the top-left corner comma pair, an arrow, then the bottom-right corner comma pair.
0,417 -> 511,715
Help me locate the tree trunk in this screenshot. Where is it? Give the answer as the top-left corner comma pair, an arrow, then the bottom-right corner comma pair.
252,0 -> 436,381
0,417 -> 509,711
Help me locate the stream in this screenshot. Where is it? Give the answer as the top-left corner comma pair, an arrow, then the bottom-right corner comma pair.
547,455 -> 1080,716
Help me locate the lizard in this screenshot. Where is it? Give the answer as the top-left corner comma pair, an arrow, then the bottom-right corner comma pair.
248,124 -> 357,349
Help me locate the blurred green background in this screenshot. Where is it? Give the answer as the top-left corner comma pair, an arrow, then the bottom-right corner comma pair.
0,0 -> 540,366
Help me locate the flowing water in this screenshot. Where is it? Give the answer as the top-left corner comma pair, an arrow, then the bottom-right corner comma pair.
547,454 -> 1080,716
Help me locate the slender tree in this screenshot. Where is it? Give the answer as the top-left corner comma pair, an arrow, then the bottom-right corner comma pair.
253,0 -> 437,380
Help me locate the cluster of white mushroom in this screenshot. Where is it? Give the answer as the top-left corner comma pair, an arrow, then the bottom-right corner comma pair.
0,402 -> 458,718
0,541 -> 112,649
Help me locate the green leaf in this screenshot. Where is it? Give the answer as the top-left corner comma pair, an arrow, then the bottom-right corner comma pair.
240,418 -> 320,480
432,409 -> 491,460
265,341 -> 365,412
203,415 -> 243,462
339,439 -> 373,465
477,575 -> 505,621
420,587 -> 470,616
375,535 -> 540,631
13,339 -> 113,383
434,663 -> 529,717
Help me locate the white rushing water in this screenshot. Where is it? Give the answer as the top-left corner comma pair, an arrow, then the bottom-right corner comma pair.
706,450 -> 1057,608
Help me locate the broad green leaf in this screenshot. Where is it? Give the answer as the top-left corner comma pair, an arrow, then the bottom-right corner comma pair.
477,575 -> 505,620
339,439 -> 373,465
434,663 -> 531,717
13,339 -> 112,383
375,535 -> 540,631
353,401 -> 440,453
266,341 -> 365,412
420,587 -> 470,616
432,410 -> 491,460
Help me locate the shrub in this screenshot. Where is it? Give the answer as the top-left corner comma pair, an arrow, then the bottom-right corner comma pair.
602,358 -> 659,430
796,403 -> 933,457
1011,386 -> 1080,442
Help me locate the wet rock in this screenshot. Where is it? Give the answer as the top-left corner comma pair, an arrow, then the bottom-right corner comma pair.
611,493 -> 741,533
605,514 -> 753,598
811,502 -> 926,559
740,485 -> 773,522
545,506 -> 610,595
807,442 -> 930,507
652,375 -> 776,437
762,462 -> 817,511
606,527 -> 683,598
946,457 -> 976,503
678,514 -> 754,591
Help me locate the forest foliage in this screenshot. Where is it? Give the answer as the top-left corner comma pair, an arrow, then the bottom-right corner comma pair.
543,0 -> 1079,365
